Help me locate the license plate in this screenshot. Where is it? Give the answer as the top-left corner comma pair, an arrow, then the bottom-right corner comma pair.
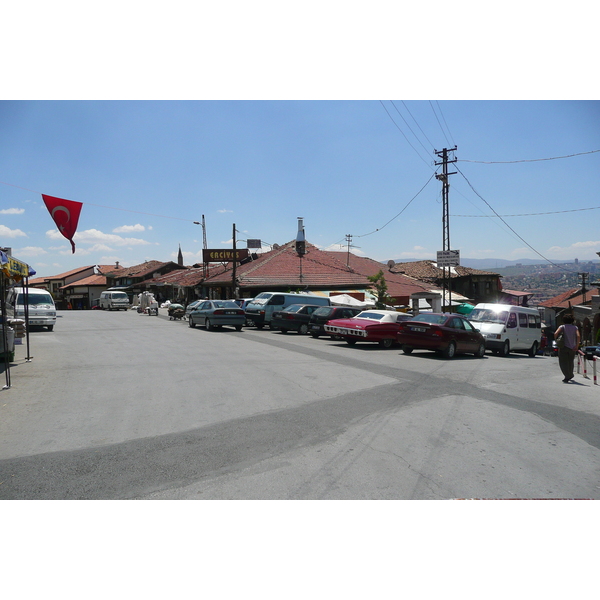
311,325 -> 319,330
411,327 -> 426,332
224,311 -> 236,315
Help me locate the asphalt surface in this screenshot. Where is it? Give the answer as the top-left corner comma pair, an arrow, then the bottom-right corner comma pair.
1,308 -> 599,499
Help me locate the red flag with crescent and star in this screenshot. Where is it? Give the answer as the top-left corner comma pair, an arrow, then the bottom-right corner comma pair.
42,194 -> 83,253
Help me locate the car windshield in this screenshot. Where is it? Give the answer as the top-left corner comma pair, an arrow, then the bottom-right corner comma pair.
411,314 -> 448,325
356,312 -> 384,320
284,304 -> 305,313
213,301 -> 239,309
17,292 -> 54,306
469,308 -> 508,324
111,292 -> 128,300
314,307 -> 333,317
251,293 -> 270,305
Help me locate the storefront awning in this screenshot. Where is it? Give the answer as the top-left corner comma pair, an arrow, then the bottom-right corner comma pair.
0,250 -> 36,282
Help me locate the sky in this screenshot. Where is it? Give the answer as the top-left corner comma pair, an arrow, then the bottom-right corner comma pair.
1,4 -> 598,280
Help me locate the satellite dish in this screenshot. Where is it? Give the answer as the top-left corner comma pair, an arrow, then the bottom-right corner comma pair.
387,260 -> 395,269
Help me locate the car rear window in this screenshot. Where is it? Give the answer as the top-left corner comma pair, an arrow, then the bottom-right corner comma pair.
314,307 -> 334,317
412,314 -> 447,325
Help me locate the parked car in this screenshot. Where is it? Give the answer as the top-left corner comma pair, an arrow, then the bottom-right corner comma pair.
324,310 -> 414,348
309,306 -> 363,338
188,300 -> 246,331
245,293 -> 331,329
583,344 -> 600,360
271,304 -> 324,334
185,300 -> 202,319
397,312 -> 486,359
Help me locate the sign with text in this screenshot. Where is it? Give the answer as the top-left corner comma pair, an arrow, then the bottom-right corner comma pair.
203,249 -> 249,263
436,250 -> 460,267
247,239 -> 261,249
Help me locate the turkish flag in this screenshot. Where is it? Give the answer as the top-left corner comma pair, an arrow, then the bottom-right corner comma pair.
42,194 -> 83,253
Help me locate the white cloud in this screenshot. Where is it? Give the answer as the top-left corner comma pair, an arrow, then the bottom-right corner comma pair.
13,246 -> 47,257
113,224 -> 146,233
0,224 -> 27,238
218,209 -> 233,213
0,208 -> 25,215
46,228 -> 151,246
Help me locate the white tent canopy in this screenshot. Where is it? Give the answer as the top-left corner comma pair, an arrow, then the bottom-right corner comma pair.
329,294 -> 374,309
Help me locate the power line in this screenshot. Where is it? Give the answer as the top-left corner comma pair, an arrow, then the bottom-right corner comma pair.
379,101 -> 434,170
435,101 -> 455,147
390,101 -> 431,156
459,149 -> 600,163
429,101 -> 451,147
455,165 -> 579,273
401,101 -> 436,150
452,206 -> 600,217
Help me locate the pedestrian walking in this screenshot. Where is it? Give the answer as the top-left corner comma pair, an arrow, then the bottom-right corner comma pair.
555,314 -> 580,383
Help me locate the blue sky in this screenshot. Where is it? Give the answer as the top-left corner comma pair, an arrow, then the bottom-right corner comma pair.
2,100 -> 598,278
1,5 -> 598,278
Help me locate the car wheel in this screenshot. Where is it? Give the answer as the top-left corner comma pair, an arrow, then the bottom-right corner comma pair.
311,333 -> 320,338
402,346 -> 413,354
47,325 -> 54,331
528,340 -> 538,357
206,318 -> 213,331
499,339 -> 510,357
298,324 -> 308,335
443,341 -> 456,359
256,323 -> 263,330
475,342 -> 485,358
280,328 -> 288,334
346,339 -> 357,345
379,338 -> 394,349
189,317 -> 195,328
235,324 -> 243,331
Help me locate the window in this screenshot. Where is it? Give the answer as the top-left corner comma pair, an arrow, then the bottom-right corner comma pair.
519,313 -> 528,328
507,313 -> 517,329
270,295 -> 285,305
528,314 -> 537,328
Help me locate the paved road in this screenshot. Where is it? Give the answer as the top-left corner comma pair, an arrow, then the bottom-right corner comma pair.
1,308 -> 599,499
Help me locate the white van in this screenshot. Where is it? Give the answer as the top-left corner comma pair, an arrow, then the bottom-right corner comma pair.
468,303 -> 541,356
6,287 -> 57,331
99,289 -> 130,311
245,292 -> 331,329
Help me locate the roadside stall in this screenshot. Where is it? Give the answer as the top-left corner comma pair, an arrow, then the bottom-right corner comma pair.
1,250 -> 37,390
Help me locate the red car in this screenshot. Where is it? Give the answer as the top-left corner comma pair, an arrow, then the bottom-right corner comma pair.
324,310 -> 413,348
397,312 -> 486,358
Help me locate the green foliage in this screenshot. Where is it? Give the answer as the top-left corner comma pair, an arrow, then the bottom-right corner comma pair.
367,269 -> 394,309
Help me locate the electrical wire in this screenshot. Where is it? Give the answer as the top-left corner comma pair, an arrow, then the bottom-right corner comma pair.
401,101 -> 436,150
452,206 -> 600,217
459,149 -> 600,163
429,101 -> 452,147
435,100 -> 455,147
455,165 -> 579,273
390,101 -> 431,156
379,101 -> 435,170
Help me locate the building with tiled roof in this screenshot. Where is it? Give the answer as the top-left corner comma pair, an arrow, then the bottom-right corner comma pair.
37,264 -> 123,308
102,260 -> 185,291
392,260 -> 502,305
203,241 -> 372,299
59,273 -> 111,309
539,286 -> 600,343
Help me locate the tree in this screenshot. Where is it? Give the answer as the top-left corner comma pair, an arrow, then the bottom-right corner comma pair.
367,270 -> 394,309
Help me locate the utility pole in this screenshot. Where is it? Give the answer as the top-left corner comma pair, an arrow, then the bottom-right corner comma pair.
202,215 -> 208,280
232,223 -> 237,299
579,272 -> 588,304
345,234 -> 352,267
435,147 -> 457,311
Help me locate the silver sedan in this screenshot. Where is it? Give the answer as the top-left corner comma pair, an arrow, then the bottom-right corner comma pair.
188,300 -> 246,331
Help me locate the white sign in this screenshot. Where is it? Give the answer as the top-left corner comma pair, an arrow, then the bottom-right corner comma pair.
437,250 -> 460,267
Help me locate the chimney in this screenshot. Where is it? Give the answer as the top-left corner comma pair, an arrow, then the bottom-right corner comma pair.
295,217 -> 306,257
115,261 -> 120,269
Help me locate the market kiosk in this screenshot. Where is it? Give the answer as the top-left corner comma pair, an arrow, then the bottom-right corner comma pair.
1,250 -> 36,389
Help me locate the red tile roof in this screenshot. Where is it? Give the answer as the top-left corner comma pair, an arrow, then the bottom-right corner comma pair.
205,241 -> 368,289
102,261 -> 181,279
393,260 -> 501,280
539,287 -> 599,309
60,274 -> 107,289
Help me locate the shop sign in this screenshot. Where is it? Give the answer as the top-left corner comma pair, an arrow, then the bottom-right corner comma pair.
203,249 -> 249,262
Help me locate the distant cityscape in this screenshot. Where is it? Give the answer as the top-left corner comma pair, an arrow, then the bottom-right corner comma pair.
488,260 -> 600,305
